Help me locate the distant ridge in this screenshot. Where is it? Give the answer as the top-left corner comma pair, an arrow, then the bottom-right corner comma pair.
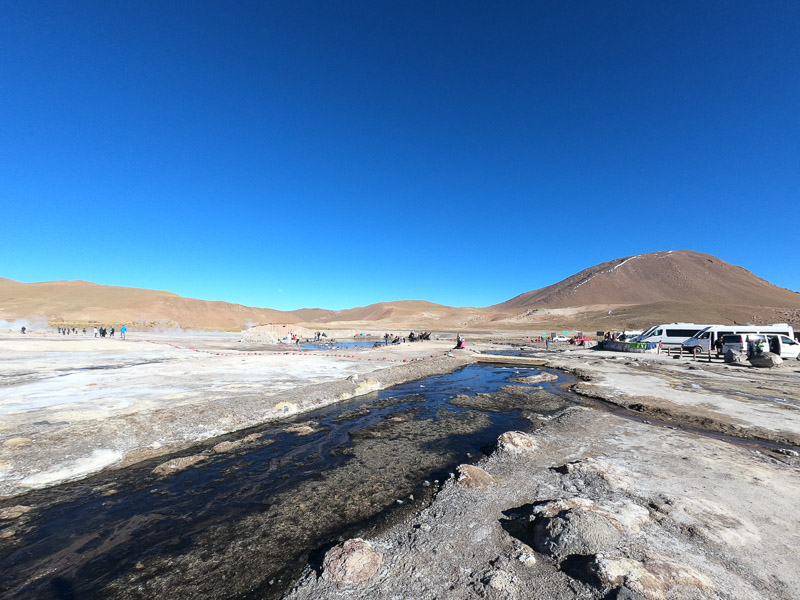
2,250 -> 799,331
292,300 -> 475,324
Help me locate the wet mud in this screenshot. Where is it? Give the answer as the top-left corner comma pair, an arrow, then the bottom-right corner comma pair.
0,364 -> 577,600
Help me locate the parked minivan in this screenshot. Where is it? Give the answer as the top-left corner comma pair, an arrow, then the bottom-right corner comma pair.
721,334 -> 767,356
719,333 -> 800,359
632,323 -> 713,348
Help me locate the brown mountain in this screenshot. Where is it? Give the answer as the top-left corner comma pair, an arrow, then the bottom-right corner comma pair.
488,250 -> 800,330
0,278 -> 298,330
290,300 -> 484,329
494,250 -> 799,309
2,250 -> 799,331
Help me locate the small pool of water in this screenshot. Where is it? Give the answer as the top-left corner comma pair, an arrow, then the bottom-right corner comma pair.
299,340 -> 381,350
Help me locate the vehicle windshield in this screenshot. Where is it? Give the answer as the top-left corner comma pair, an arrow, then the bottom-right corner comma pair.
636,326 -> 657,339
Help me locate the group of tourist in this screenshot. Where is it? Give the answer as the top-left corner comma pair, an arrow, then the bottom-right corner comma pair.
57,327 -> 83,335
20,325 -> 127,339
282,332 -> 302,345
407,331 -> 431,342
383,333 -> 403,345
92,325 -> 127,339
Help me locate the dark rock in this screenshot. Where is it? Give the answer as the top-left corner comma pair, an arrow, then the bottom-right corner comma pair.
532,505 -> 622,560
748,352 -> 783,368
606,586 -> 647,600
773,448 -> 799,457
724,349 -> 749,365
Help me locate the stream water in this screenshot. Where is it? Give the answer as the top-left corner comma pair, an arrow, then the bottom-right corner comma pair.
0,364 -> 577,600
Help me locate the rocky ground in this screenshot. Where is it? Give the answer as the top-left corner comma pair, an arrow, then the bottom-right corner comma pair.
286,345 -> 800,600
0,330 -> 469,498
2,332 -> 800,599
544,346 -> 800,446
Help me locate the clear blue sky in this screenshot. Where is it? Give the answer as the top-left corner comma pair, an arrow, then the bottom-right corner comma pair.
2,2 -> 799,310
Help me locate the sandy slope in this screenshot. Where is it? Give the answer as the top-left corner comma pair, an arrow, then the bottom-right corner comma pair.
494,250 -> 800,310
0,277 -> 296,330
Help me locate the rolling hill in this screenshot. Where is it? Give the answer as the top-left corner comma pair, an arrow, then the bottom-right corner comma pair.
2,250 -> 799,331
0,278 -> 298,330
290,300 -> 484,328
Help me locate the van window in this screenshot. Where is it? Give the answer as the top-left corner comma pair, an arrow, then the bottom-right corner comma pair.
665,329 -> 700,338
722,334 -> 742,344
698,332 -> 710,339
653,329 -> 662,336
782,336 -> 798,345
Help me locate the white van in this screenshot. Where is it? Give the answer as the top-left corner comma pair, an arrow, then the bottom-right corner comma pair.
720,333 -> 768,356
682,323 -> 795,355
766,334 -> 800,359
722,333 -> 800,359
632,323 -> 713,348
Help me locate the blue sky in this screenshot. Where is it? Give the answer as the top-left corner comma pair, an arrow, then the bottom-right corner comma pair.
2,1 -> 798,310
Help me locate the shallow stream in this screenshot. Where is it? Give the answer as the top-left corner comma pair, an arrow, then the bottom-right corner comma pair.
0,364 -> 577,599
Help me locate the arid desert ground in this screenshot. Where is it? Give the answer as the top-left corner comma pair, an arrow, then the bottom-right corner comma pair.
1,327 -> 800,599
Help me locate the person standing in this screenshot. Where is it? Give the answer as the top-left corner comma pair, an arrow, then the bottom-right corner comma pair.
545,337 -> 550,350
120,325 -> 127,339
93,327 -> 98,338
